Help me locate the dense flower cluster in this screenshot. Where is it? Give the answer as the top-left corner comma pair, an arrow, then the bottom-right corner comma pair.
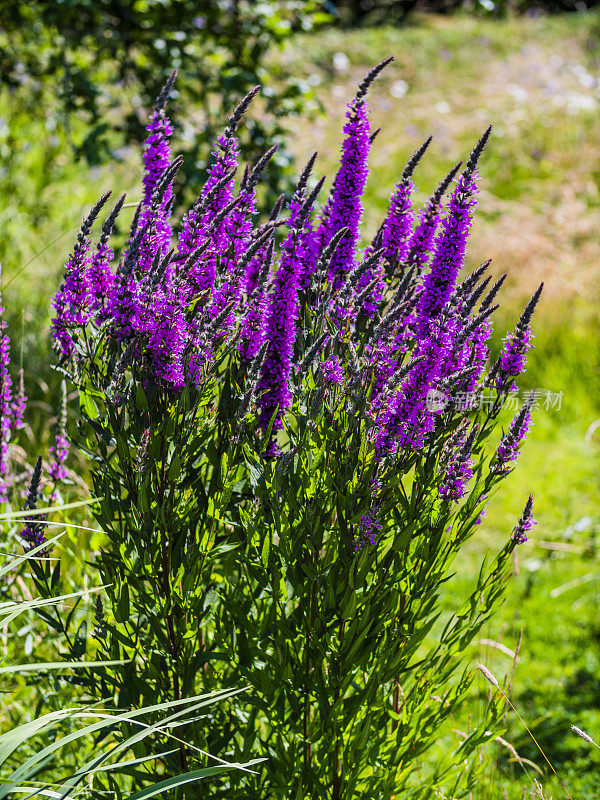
50,65 -> 541,528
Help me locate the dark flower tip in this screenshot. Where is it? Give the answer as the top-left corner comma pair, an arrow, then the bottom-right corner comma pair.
433,161 -> 462,207
154,69 -> 178,113
355,57 -> 394,104
464,126 -> 492,179
402,136 -> 433,182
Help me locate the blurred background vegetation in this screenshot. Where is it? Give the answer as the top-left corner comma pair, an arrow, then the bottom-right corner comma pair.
0,1 -> 598,797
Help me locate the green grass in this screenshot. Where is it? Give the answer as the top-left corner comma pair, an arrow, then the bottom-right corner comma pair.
1,8 -> 599,798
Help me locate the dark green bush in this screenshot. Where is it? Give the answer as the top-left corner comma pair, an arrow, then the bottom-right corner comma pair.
0,0 -> 327,192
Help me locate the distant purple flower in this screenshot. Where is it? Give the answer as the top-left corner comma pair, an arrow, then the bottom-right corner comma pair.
512,494 -> 535,544
49,433 -> 69,482
0,294 -> 12,504
49,381 -> 69,483
11,368 -> 26,431
327,99 -> 370,287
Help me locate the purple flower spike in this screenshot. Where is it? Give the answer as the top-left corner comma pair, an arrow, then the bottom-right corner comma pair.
439,425 -> 478,502
87,239 -> 116,319
49,381 -> 69,483
417,132 -> 490,331
375,321 -> 451,457
406,162 -> 463,277
381,179 -> 414,274
136,74 -> 177,269
142,109 -> 174,208
11,367 -> 26,431
493,392 -> 534,473
327,97 -> 371,287
256,200 -> 305,448
87,195 -> 124,321
178,134 -> 239,302
512,493 -> 535,544
0,334 -> 11,505
495,283 -> 543,391
144,287 -> 187,390
417,171 -> 479,330
239,243 -> 273,363
20,457 -> 48,554
52,192 -> 111,359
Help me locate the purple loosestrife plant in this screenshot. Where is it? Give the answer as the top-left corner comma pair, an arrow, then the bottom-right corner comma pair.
39,67 -> 546,800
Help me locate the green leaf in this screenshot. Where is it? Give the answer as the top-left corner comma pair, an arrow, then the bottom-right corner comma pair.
126,760 -> 264,800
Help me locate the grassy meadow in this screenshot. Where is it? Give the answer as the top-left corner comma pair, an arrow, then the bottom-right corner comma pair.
0,8 -> 599,798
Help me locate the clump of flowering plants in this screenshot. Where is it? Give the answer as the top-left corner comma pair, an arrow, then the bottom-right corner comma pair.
40,63 -> 543,797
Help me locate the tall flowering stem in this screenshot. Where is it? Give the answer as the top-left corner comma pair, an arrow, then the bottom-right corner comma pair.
19,456 -> 48,553
326,60 -> 392,288
512,494 -> 536,544
49,380 -> 69,484
256,192 -> 311,455
495,283 -> 543,390
0,283 -> 11,503
417,129 -> 491,332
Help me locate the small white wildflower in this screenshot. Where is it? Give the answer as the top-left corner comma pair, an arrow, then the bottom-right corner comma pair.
390,80 -> 408,99
333,52 -> 350,73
